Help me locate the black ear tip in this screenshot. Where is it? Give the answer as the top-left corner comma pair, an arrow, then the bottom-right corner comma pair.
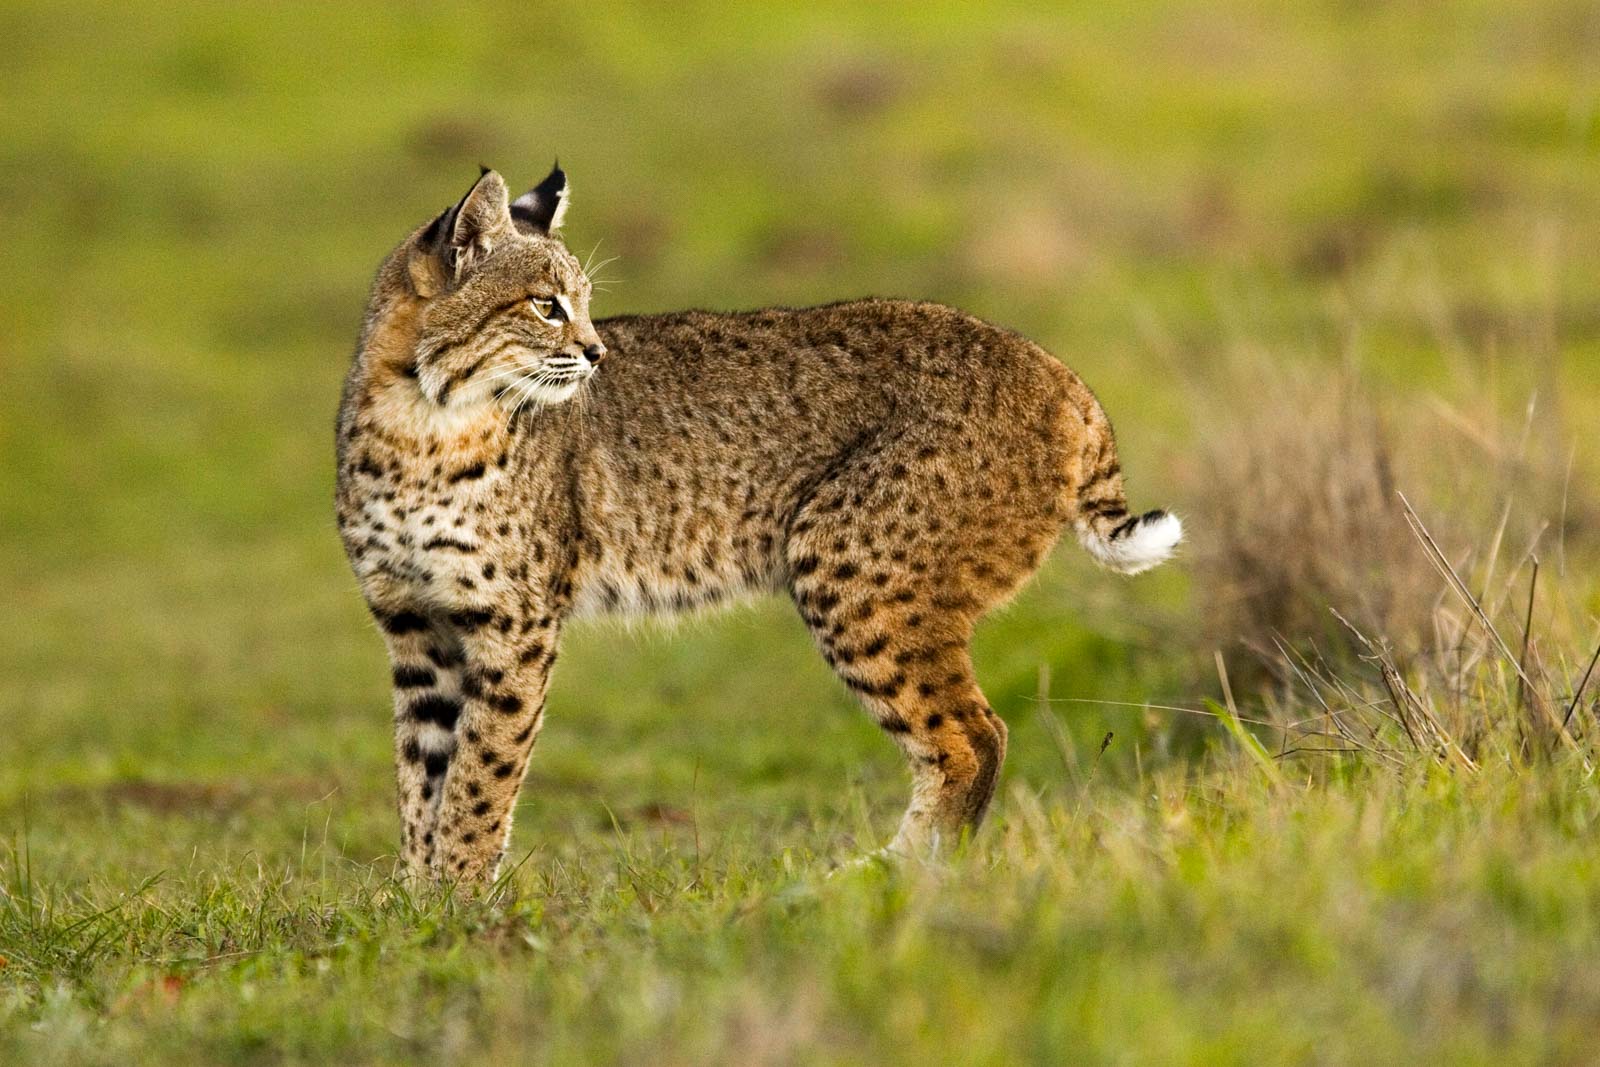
478,163 -> 491,177
527,164 -> 567,199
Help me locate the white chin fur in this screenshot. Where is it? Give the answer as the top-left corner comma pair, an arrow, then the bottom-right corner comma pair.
495,367 -> 590,412
522,378 -> 582,406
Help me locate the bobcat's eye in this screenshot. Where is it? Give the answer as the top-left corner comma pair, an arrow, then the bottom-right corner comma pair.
528,296 -> 559,322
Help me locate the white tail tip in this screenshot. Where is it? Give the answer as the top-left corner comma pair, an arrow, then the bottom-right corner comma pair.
1080,511 -> 1183,575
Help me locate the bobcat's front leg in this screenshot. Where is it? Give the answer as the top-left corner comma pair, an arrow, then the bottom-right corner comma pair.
378,610 -> 468,882
430,610 -> 560,884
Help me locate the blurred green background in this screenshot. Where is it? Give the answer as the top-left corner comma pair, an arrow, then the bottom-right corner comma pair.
3,0 -> 1598,883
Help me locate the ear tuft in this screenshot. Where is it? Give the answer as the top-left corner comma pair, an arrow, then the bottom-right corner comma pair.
511,162 -> 569,235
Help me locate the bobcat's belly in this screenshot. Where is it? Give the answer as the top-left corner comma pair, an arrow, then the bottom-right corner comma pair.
565,452 -> 795,620
566,538 -> 781,620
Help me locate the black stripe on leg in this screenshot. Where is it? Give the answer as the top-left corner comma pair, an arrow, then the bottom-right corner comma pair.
411,695 -> 462,730
393,665 -> 436,688
380,611 -> 430,635
489,692 -> 523,714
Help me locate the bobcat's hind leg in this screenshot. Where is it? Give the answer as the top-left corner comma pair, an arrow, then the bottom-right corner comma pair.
861,644 -> 1007,857
787,546 -> 1011,857
784,426 -> 1049,858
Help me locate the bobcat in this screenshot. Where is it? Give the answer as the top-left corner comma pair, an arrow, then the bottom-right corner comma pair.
335,165 -> 1181,883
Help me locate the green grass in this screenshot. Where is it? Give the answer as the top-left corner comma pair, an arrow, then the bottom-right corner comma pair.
8,758 -> 1600,1064
2,1 -> 1599,1063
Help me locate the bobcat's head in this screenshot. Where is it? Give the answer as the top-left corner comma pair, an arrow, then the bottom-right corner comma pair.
392,165 -> 605,410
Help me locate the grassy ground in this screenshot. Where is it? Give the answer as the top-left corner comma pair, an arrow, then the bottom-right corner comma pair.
3,2 -> 1599,1063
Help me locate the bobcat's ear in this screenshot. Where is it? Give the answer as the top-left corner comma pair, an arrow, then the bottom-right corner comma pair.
510,163 -> 569,235
409,168 -> 513,296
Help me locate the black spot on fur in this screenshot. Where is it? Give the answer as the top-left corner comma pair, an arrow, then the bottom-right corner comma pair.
448,462 -> 486,484
423,536 -> 477,553
843,671 -> 907,699
449,608 -> 495,629
423,751 -> 450,777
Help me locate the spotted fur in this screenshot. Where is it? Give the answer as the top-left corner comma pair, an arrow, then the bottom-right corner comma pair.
335,166 -> 1181,884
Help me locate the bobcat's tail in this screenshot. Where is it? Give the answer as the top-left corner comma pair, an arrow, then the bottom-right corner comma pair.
1048,359 -> 1184,575
1074,507 -> 1183,575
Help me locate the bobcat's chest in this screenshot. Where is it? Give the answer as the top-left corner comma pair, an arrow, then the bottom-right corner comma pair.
338,407 -> 522,611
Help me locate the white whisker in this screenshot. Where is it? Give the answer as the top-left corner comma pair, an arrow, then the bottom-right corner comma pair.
480,359 -> 565,385
481,364 -> 540,385
585,255 -> 619,280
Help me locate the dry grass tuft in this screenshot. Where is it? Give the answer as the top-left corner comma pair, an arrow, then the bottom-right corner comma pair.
1256,501 -> 1600,772
1185,359 -> 1440,665
1183,349 -> 1591,663
1178,353 -> 1599,769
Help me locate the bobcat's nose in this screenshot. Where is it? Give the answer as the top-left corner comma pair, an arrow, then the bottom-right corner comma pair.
582,343 -> 607,366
